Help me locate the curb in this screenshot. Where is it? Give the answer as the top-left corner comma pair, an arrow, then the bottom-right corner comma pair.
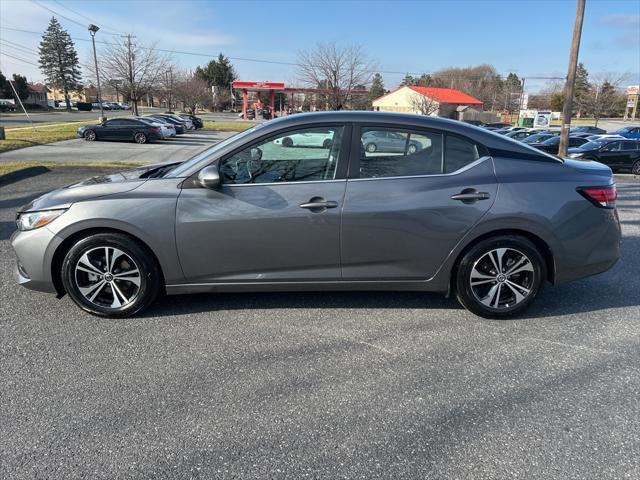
0,166 -> 51,187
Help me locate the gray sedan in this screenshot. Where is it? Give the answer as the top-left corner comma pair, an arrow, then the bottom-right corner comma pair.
11,112 -> 620,318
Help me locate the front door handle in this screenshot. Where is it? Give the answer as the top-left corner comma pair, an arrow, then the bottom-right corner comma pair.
450,188 -> 491,204
299,197 -> 338,212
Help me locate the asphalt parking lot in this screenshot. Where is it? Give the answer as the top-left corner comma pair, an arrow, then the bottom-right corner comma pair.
0,130 -> 235,165
1,170 -> 639,479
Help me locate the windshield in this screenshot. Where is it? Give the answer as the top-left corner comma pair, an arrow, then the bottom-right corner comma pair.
580,141 -> 605,150
164,125 -> 263,177
541,137 -> 560,145
615,127 -> 632,133
523,134 -> 550,143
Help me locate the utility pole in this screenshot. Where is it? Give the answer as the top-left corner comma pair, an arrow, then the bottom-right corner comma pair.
125,34 -> 136,115
88,24 -> 105,121
558,0 -> 586,157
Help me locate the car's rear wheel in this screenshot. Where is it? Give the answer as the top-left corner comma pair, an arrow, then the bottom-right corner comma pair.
134,132 -> 148,144
455,235 -> 545,319
282,137 -> 293,147
84,130 -> 96,141
407,144 -> 418,154
632,160 -> 640,175
365,142 -> 377,153
61,233 -> 161,318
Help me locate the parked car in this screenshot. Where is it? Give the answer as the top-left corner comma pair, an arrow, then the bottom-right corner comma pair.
118,103 -> 131,110
273,130 -> 335,148
76,118 -> 161,144
568,138 -> 640,174
504,130 -> 541,141
146,115 -> 185,134
585,134 -> 624,141
134,117 -> 176,139
13,112 -> 620,319
178,114 -> 203,129
157,113 -> 193,130
532,135 -> 589,155
483,122 -> 512,130
571,125 -> 607,135
361,129 -> 423,153
462,120 -> 484,126
612,125 -> 640,139
493,126 -> 528,135
521,132 -> 560,145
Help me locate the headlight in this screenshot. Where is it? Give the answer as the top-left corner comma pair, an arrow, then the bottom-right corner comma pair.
568,153 -> 583,158
16,209 -> 67,231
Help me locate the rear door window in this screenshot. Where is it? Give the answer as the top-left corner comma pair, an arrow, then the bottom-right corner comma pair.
358,127 -> 443,178
444,136 -> 481,173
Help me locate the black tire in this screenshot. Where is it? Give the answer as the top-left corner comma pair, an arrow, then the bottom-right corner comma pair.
365,142 -> 377,153
455,235 -> 545,319
134,132 -> 148,144
632,160 -> 640,175
407,143 -> 418,154
282,136 -> 293,147
61,233 -> 161,318
84,130 -> 97,141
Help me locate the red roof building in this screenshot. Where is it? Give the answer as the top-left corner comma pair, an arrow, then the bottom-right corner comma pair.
372,85 -> 483,117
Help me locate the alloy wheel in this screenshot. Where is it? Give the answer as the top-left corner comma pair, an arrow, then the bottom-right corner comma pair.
469,247 -> 534,309
633,161 -> 640,175
74,246 -> 142,309
84,130 -> 96,141
134,133 -> 147,144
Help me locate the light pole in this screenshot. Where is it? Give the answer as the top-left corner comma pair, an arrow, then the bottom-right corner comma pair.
88,24 -> 105,121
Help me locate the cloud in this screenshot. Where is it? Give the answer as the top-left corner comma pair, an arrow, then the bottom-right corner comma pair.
599,13 -> 640,47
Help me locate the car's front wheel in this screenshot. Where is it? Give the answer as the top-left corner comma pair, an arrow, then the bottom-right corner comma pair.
84,130 -> 97,141
61,233 -> 161,317
455,235 -> 545,319
632,160 -> 640,175
365,142 -> 377,153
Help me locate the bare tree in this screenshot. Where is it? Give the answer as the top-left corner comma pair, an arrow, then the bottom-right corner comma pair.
96,35 -> 171,115
410,92 -> 439,115
584,73 -> 628,126
297,42 -> 374,110
174,72 -> 212,113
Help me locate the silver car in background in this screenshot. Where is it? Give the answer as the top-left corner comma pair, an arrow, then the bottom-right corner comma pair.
11,112 -> 620,319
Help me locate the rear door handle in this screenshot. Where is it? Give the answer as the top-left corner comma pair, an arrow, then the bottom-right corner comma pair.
450,189 -> 491,204
299,197 -> 338,212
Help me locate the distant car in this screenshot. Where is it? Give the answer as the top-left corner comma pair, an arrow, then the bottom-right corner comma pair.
522,133 -> 560,145
134,117 -> 176,139
568,139 -> 640,174
571,125 -> 606,135
585,134 -> 624,141
146,115 -> 185,134
483,122 -> 512,130
273,130 -> 335,148
0,100 -> 17,112
178,114 -> 203,129
118,103 -> 131,110
77,118 -> 161,144
106,102 -> 121,110
532,135 -> 588,155
361,129 -> 423,153
157,114 -> 193,130
505,130 -> 541,141
494,126 -> 528,135
612,126 -> 640,139
462,119 -> 484,126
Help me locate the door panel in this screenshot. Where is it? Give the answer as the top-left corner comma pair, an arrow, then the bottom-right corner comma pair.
176,182 -> 346,282
341,158 -> 497,280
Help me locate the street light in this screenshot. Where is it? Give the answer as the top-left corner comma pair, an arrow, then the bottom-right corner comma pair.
88,24 -> 105,121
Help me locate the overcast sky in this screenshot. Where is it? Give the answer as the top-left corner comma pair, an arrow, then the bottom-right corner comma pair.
0,0 -> 638,93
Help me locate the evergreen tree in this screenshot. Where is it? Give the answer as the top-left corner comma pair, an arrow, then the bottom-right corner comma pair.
400,74 -> 415,86
38,17 -> 82,111
194,54 -> 237,88
369,73 -> 385,100
574,63 -> 590,116
0,72 -> 29,102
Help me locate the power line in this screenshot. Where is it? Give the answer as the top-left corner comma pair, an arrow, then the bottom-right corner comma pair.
0,38 -> 40,56
50,0 -> 124,35
30,0 -> 121,36
0,26 -> 566,81
0,51 -> 40,67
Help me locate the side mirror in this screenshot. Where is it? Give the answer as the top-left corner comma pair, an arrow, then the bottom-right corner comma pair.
197,165 -> 220,189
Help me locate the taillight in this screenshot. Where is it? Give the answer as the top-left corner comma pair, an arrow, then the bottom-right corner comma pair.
149,127 -> 159,132
577,185 -> 617,208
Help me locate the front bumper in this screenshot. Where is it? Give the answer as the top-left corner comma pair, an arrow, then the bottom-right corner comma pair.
11,226 -> 63,294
